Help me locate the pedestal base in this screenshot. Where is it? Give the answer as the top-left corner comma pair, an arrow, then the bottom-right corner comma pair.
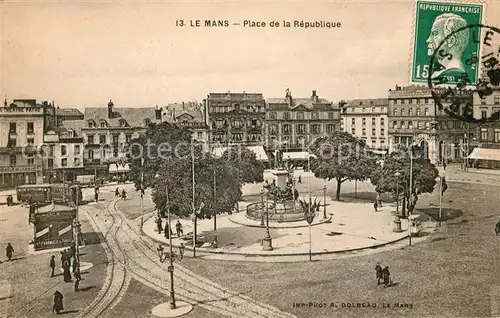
393,217 -> 403,233
151,301 -> 193,317
262,236 -> 273,251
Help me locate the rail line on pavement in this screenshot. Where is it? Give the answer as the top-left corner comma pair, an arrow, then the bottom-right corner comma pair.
109,198 -> 295,318
77,199 -> 129,317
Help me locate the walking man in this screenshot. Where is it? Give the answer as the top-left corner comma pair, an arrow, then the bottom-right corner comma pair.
175,220 -> 183,237
5,243 -> 14,261
115,187 -> 120,197
50,255 -> 56,277
74,265 -> 82,292
94,190 -> 99,203
373,200 -> 378,212
178,243 -> 185,260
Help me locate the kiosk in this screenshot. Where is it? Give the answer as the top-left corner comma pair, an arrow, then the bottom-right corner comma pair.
33,203 -> 77,251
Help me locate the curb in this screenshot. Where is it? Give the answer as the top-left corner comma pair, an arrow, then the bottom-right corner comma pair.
141,215 -> 410,258
228,215 -> 333,229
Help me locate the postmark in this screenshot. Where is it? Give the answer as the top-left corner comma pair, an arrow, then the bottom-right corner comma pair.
428,24 -> 500,123
411,1 -> 484,86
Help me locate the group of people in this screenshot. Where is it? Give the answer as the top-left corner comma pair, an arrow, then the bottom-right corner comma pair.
115,188 -> 127,200
57,242 -> 82,291
373,193 -> 383,212
375,262 -> 392,288
157,243 -> 185,262
155,216 -> 184,239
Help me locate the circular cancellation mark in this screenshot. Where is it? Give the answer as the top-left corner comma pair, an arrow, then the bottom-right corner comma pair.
427,23 -> 500,124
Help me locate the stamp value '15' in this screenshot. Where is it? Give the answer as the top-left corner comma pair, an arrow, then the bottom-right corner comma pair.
411,0 -> 484,86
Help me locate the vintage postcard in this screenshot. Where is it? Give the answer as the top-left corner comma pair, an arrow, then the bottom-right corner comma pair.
1,1 -> 500,318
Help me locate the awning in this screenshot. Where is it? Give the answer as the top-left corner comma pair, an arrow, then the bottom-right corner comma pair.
370,149 -> 388,155
109,163 -> 130,173
467,148 -> 500,161
283,151 -> 317,160
212,146 -> 268,162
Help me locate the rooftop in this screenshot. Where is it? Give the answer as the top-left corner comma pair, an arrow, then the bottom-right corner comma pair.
84,107 -> 157,128
56,108 -> 84,118
345,98 -> 389,107
36,203 -> 76,214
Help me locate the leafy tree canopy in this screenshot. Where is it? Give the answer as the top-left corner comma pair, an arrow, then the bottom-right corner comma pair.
309,132 -> 379,200
220,146 -> 264,184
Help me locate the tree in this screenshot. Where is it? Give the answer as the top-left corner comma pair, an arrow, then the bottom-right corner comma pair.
220,145 -> 264,184
309,132 -> 379,201
370,145 -> 439,217
127,122 -> 193,190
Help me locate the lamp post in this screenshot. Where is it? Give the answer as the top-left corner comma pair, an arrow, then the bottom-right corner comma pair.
292,177 -> 296,212
165,185 -> 176,309
262,190 -> 273,251
322,184 -> 327,219
394,172 -> 401,215
260,189 -> 265,226
140,158 -> 144,227
191,138 -> 197,258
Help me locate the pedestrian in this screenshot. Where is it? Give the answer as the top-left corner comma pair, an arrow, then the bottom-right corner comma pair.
164,222 -> 173,239
298,175 -> 302,183
382,266 -> 391,287
94,191 -> 99,203
53,290 -> 64,314
63,260 -> 72,282
70,242 -> 76,260
115,187 -> 120,197
156,217 -> 163,234
121,189 -> 126,200
373,201 -> 378,212
443,161 -> 447,170
175,220 -> 183,237
375,262 -> 383,285
72,258 -> 77,273
74,265 -> 81,292
178,243 -> 185,260
50,255 -> 56,277
157,244 -> 164,259
60,251 -> 66,270
5,243 -> 14,261
376,193 -> 382,207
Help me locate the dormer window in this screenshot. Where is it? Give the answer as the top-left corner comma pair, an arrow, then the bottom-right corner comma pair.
68,130 -> 74,138
119,119 -> 128,127
100,120 -> 107,128
144,118 -> 151,127
87,120 -> 96,128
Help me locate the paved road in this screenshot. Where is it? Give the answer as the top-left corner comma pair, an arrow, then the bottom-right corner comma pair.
81,195 -> 295,318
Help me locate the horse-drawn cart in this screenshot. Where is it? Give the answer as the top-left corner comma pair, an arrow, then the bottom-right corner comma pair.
408,214 -> 422,237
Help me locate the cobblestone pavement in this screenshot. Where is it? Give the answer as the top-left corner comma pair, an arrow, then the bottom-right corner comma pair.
82,197 -> 296,318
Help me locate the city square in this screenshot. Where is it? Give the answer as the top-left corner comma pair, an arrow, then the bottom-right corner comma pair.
2,1 -> 500,317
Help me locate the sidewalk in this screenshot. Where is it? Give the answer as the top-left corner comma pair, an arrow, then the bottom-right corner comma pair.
441,164 -> 500,186
139,199 -> 422,261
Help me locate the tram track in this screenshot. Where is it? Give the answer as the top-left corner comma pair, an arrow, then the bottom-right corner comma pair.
81,196 -> 295,317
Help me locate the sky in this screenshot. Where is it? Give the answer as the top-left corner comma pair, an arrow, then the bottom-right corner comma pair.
1,0 -> 499,109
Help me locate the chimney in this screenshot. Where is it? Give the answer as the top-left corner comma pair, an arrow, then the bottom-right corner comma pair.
182,102 -> 185,111
173,108 -> 176,121
312,90 -> 318,103
108,99 -> 114,118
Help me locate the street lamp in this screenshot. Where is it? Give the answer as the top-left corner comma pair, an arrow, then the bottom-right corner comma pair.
394,172 -> 401,215
260,189 -> 265,226
262,191 -> 273,251
322,184 -> 327,219
140,158 -> 145,227
164,185 -> 176,309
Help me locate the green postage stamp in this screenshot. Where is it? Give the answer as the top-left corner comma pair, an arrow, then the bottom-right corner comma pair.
411,0 -> 484,86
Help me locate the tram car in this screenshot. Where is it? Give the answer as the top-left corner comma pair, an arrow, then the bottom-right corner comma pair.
16,183 -> 82,204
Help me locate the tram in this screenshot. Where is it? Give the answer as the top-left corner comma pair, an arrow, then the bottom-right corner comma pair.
16,183 -> 82,204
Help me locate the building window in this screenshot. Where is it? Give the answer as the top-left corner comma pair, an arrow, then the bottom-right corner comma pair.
381,128 -> 385,135
100,121 -> 106,128
297,112 -> 304,120
401,109 -> 405,116
27,156 -> 34,165
371,118 -> 376,126
401,99 -> 406,104
481,110 -> 487,119
113,149 -> 119,157
393,109 -> 397,116
371,140 -> 376,148
61,145 -> 67,156
481,128 -> 488,141
495,95 -> 500,105
62,158 -> 68,167
494,129 -> 500,142
351,127 -> 355,135
408,121 -> 413,129
371,107 -> 375,113
351,118 -> 355,125
270,125 -> 278,134
9,122 -> 16,133
328,112 -> 335,119
416,99 -> 420,104
408,108 -> 413,116
326,124 -> 335,133
311,124 -> 321,134
74,158 -> 80,166
381,140 -> 386,148
408,99 -> 413,104
392,121 -> 397,128
362,127 -> 366,136
87,120 -> 95,128
144,119 -> 151,127
27,122 -> 34,133
481,98 -> 486,105
312,112 -> 320,119
98,135 -> 105,144
269,112 -> 277,120
9,155 -> 16,165
112,135 -> 119,145
424,98 -> 429,104
425,108 -> 429,116
298,124 -> 306,134
400,121 -> 405,128
48,158 -> 54,168
197,132 -> 202,139
362,118 -> 366,125
27,137 -> 34,145
372,128 -> 376,135
380,117 -> 385,125
88,135 -> 94,144
232,119 -> 243,129
75,145 -> 80,154
283,124 -> 292,134
416,108 -> 421,116
283,112 -> 290,120
234,103 -> 240,112
88,150 -> 94,159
